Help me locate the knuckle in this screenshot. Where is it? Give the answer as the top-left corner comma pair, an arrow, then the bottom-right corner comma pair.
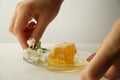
18,4 -> 26,10
16,2 -> 22,8
16,2 -> 30,14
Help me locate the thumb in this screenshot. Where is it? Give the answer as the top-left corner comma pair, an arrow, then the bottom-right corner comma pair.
31,17 -> 49,44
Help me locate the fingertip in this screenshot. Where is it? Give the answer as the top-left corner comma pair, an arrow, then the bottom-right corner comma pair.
15,30 -> 28,49
19,38 -> 28,49
9,27 -> 13,33
31,36 -> 40,45
87,53 -> 96,62
30,27 -> 42,44
21,42 -> 28,49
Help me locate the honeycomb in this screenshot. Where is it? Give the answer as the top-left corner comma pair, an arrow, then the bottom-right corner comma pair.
48,43 -> 77,65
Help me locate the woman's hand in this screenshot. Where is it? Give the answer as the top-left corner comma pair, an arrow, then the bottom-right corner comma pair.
9,0 -> 63,49
80,19 -> 120,80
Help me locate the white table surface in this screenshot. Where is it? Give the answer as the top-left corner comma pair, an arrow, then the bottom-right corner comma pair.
0,43 -> 113,80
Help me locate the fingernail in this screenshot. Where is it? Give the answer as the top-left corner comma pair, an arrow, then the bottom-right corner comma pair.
87,53 -> 96,62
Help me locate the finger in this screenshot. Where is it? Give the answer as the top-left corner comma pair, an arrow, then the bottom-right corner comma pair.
86,45 -> 117,80
87,46 -> 101,62
25,22 -> 36,34
87,53 -> 96,62
14,13 -> 32,49
105,54 -> 120,80
26,21 -> 36,29
9,2 -> 23,34
9,8 -> 17,34
31,15 -> 49,43
24,22 -> 36,39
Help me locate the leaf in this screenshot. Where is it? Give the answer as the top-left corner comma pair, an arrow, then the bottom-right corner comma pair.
35,41 -> 41,50
41,48 -> 47,50
35,41 -> 48,53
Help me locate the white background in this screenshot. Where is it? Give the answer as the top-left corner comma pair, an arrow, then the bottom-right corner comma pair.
0,0 -> 120,43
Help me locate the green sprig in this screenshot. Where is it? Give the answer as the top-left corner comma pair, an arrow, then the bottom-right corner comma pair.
35,41 -> 47,53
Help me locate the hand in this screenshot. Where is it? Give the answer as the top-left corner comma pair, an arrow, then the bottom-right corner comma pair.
9,0 -> 63,49
80,19 -> 120,80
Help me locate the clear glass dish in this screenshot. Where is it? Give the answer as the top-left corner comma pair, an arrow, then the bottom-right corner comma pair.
23,49 -> 89,73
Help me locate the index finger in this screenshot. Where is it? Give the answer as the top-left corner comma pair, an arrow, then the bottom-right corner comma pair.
85,45 -> 119,79
14,13 -> 32,48
31,14 -> 50,44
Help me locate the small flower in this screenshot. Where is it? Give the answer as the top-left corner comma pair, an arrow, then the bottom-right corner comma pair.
23,38 -> 48,63
27,38 -> 36,48
30,55 -> 39,62
37,49 -> 44,53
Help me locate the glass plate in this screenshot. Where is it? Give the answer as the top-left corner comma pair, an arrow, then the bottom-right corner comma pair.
23,50 -> 89,72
